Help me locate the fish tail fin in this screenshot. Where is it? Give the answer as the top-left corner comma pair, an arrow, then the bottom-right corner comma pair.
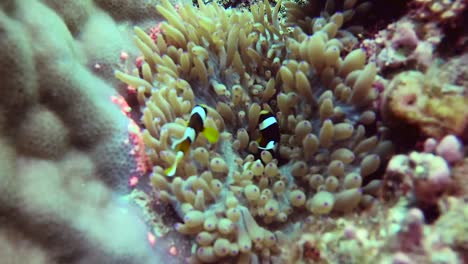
202,126 -> 219,143
164,151 -> 184,177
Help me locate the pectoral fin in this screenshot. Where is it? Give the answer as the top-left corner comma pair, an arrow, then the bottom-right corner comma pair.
258,141 -> 276,150
178,139 -> 192,153
164,151 -> 184,177
256,136 -> 262,144
172,137 -> 192,153
171,136 -> 184,151
202,126 -> 219,143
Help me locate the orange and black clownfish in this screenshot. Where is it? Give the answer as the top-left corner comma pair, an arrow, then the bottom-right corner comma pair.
257,110 -> 280,151
165,104 -> 219,176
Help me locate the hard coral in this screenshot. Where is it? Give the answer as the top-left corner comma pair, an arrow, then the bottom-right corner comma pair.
435,197 -> 468,260
0,0 -> 167,263
42,0 -> 94,36
381,70 -> 468,141
384,151 -> 453,206
116,0 -> 394,262
380,206 -> 462,264
291,234 -> 323,263
94,0 -> 162,22
15,106 -> 70,159
363,18 -> 442,72
392,197 -> 468,264
409,0 -> 466,25
451,158 -> 468,196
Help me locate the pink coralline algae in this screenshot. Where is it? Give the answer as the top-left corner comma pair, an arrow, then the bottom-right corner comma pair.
384,134 -> 464,206
385,152 -> 451,205
148,22 -> 163,42
435,135 -> 464,164
111,95 -> 149,185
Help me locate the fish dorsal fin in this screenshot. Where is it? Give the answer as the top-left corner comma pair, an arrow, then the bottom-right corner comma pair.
191,105 -> 207,124
202,126 -> 219,143
198,103 -> 209,109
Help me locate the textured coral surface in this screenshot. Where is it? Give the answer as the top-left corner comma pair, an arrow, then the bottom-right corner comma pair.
0,0 -> 174,263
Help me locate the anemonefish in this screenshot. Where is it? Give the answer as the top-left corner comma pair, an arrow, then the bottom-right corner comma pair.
257,110 -> 280,151
165,104 -> 219,176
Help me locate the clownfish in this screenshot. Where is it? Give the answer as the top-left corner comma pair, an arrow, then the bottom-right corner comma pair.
257,110 -> 280,151
165,104 -> 219,176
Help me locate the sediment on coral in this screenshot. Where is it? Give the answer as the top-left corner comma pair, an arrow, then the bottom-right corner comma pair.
115,0 -> 394,262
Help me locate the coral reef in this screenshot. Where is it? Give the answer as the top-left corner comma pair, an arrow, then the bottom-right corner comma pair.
0,0 -> 467,263
380,205 -> 463,264
361,0 -> 468,144
364,18 -> 442,71
363,0 -> 466,73
409,0 -> 466,26
382,135 -> 464,218
116,0 -> 467,262
114,0 -> 402,262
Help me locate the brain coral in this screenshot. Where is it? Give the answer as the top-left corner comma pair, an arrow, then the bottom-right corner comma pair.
115,0 -> 394,262
0,0 -> 170,263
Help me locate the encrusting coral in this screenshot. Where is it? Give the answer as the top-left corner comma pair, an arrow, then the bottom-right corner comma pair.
409,0 -> 466,25
380,70 -> 468,141
383,135 -> 464,214
115,0 -> 395,262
